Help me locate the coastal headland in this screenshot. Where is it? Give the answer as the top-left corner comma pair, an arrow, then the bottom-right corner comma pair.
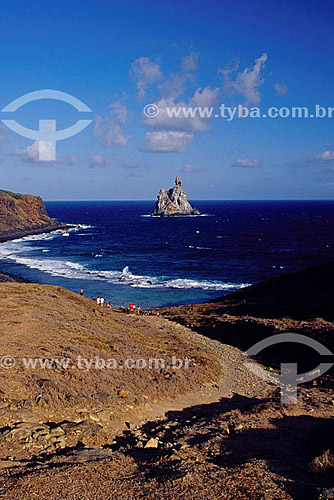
0,189 -> 67,243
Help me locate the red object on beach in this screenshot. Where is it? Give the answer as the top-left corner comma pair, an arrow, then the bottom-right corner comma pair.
129,303 -> 134,310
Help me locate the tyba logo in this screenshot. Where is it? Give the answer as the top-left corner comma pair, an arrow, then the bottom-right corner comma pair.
245,333 -> 333,404
1,89 -> 92,161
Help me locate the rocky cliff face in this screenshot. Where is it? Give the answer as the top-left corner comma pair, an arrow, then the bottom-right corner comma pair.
0,189 -> 63,240
152,176 -> 201,216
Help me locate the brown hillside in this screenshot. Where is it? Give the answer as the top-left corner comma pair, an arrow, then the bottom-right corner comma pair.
0,283 -> 225,464
0,190 -> 63,240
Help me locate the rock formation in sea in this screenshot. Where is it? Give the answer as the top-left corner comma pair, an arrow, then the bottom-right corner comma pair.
0,189 -> 65,241
152,176 -> 201,216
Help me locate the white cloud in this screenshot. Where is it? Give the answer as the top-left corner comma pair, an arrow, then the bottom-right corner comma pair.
312,150 -> 334,162
94,102 -> 130,147
134,52 -> 269,153
143,131 -> 193,152
135,53 -> 217,153
181,53 -> 198,72
182,164 -> 193,173
232,158 -> 261,168
143,86 -> 220,132
274,81 -> 288,95
62,154 -> 78,166
13,140 -> 54,163
130,57 -> 163,98
88,153 -> 110,168
130,53 -> 198,100
292,150 -> 334,168
220,53 -> 268,105
158,53 -> 199,99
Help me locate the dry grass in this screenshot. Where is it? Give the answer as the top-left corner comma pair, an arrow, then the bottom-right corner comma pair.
0,283 -> 222,429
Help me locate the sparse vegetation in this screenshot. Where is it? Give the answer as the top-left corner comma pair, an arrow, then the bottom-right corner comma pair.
0,188 -> 61,235
0,190 -> 28,202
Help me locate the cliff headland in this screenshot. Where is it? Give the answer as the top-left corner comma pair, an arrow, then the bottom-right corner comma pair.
0,189 -> 66,242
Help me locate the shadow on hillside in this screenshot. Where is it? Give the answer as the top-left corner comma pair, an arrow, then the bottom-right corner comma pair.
3,392 -> 334,499
161,311 -> 334,375
210,259 -> 334,323
122,393 -> 334,500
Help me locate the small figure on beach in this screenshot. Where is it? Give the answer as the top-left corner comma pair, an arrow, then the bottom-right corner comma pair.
80,288 -> 84,296
129,302 -> 134,311
96,297 -> 101,305
108,301 -> 112,309
137,305 -> 141,314
100,297 -> 105,306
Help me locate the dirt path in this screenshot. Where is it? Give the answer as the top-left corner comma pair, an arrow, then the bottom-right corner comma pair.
128,315 -> 274,427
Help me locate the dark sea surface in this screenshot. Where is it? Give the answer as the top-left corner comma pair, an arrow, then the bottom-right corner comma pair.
0,201 -> 333,309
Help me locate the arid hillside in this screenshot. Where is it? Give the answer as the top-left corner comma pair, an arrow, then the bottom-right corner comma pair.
0,190 -> 62,240
0,282 -> 225,464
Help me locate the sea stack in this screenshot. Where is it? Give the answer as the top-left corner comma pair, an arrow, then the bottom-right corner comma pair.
152,176 -> 201,217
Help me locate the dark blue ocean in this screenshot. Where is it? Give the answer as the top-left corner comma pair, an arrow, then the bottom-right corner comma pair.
0,201 -> 334,309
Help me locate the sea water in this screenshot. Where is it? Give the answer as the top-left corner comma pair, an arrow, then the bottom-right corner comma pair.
0,200 -> 333,309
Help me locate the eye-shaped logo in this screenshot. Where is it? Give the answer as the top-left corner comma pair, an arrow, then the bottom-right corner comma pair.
245,333 -> 333,404
1,89 -> 92,161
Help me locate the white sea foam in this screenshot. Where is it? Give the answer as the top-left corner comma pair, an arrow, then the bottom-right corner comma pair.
187,245 -> 211,250
0,225 -> 249,292
0,244 -> 249,291
4,224 -> 93,246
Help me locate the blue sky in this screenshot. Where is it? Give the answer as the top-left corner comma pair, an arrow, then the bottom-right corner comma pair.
1,0 -> 334,200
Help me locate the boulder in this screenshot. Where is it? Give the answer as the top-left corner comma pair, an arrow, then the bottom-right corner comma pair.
144,437 -> 159,448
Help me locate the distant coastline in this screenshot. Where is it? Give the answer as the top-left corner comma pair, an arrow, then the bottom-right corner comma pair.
0,189 -> 68,243
0,222 -> 69,244
0,270 -> 29,283
0,188 -> 70,283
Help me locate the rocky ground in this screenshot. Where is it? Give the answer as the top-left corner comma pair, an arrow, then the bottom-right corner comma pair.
0,376 -> 333,499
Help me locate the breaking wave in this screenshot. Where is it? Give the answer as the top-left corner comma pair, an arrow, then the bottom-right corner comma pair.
0,232 -> 249,292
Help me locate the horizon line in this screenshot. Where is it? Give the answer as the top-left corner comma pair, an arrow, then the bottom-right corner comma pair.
44,198 -> 334,202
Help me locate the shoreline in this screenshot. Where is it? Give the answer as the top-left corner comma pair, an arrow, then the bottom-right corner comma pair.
0,270 -> 30,283
0,222 -> 70,244
0,222 -> 71,284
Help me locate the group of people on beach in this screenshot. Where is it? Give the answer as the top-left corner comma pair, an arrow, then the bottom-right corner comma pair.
128,302 -> 141,314
80,288 -> 141,313
95,296 -> 141,313
96,296 -> 112,308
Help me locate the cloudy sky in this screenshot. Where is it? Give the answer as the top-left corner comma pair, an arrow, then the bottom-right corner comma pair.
1,0 -> 334,200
